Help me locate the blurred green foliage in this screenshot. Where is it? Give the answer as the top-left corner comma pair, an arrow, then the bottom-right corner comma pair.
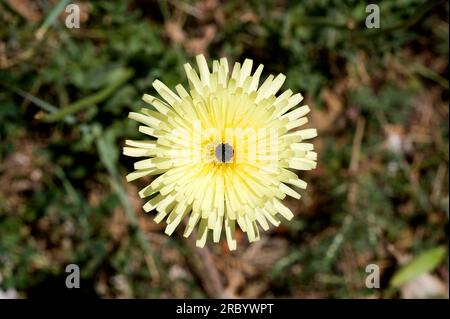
0,0 -> 448,298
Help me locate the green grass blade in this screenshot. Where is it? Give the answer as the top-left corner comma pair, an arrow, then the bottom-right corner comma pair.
0,82 -> 76,124
390,246 -> 447,288
36,0 -> 72,39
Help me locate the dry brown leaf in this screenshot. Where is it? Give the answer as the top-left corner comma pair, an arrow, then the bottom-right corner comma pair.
185,25 -> 216,56
239,10 -> 258,23
6,0 -> 42,22
311,87 -> 343,133
107,209 -> 128,241
165,20 -> 186,44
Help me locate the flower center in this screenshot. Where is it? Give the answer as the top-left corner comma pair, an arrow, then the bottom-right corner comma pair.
215,143 -> 233,163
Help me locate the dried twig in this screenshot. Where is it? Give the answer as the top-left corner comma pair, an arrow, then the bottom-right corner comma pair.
325,118 -> 365,262
182,237 -> 230,298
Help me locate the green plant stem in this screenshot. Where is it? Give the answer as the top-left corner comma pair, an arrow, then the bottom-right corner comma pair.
42,69 -> 134,122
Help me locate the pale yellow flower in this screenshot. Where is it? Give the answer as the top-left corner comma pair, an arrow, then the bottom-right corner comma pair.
123,54 -> 317,250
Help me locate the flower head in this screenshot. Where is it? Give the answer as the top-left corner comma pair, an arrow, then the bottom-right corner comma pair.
123,55 -> 317,250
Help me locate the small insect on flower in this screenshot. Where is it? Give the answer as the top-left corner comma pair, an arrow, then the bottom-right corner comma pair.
123,55 -> 317,250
